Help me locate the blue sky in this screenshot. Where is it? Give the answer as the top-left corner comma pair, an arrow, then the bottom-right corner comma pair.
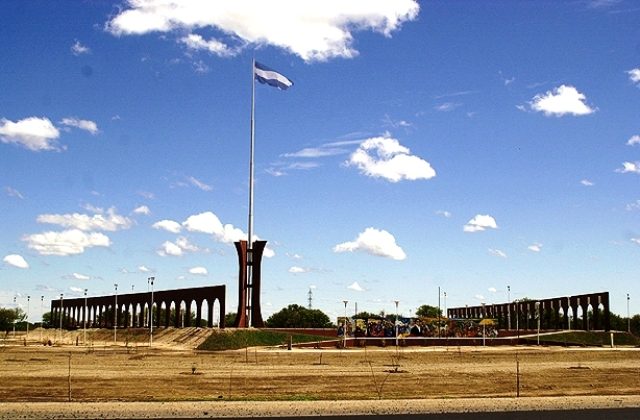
1,0 -> 639,323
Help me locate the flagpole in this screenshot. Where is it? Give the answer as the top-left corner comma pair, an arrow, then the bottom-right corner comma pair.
247,58 -> 256,326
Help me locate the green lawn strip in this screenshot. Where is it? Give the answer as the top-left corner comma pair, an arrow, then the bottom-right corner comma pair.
197,329 -> 331,351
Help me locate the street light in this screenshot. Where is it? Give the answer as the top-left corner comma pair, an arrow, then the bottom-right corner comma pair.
535,302 -> 541,346
26,296 -> 30,339
507,285 -> 511,330
13,296 -> 17,337
394,300 -> 399,348
114,283 -> 118,344
40,296 -> 44,343
148,277 -> 155,346
342,300 -> 348,348
628,294 -> 631,334
59,293 -> 64,343
84,289 -> 88,345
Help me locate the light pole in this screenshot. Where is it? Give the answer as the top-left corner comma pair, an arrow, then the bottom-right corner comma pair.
59,293 -> 64,343
13,296 -> 17,337
515,299 -> 519,340
114,283 -> 118,344
26,296 -> 30,339
481,302 -> 486,346
438,286 -> 441,338
507,285 -> 511,330
535,302 -> 540,345
148,277 -> 155,346
83,289 -> 88,345
342,300 -> 348,348
40,296 -> 44,343
627,293 -> 631,334
394,300 -> 399,348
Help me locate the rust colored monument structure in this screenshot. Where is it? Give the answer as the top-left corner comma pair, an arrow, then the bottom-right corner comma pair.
447,291 -> 610,332
233,240 -> 266,328
50,285 -> 225,329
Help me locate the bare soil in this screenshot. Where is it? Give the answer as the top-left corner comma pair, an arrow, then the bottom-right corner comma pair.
1,329 -> 639,403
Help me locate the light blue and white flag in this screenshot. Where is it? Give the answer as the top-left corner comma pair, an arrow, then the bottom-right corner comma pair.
254,61 -> 293,90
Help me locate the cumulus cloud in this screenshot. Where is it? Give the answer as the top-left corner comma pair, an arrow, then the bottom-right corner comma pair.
152,219 -> 182,234
0,117 -> 61,151
3,254 -> 29,269
37,208 -> 132,232
106,0 -> 420,62
488,248 -> 507,258
580,179 -> 594,186
333,227 -> 406,260
60,117 -> 99,135
71,40 -> 90,55
346,136 -> 436,182
188,266 -> 208,276
626,135 -> 640,146
183,212 -> 245,243
288,266 -> 310,274
133,205 -> 151,215
463,214 -> 498,233
628,68 -> 640,86
157,237 -> 201,257
69,286 -> 84,294
71,273 -> 90,280
347,281 -> 365,292
138,265 -> 152,272
616,161 -> 640,174
23,229 -> 111,256
529,85 -> 596,116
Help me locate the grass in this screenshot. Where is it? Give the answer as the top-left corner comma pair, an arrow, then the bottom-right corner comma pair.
522,331 -> 640,346
197,329 -> 332,351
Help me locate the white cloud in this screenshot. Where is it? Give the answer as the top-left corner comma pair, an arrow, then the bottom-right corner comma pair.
625,200 -> 640,211
616,161 -> 640,174
157,240 -> 183,257
334,227 -> 406,260
463,214 -> 498,233
183,212 -> 244,243
0,117 -> 61,151
528,243 -> 543,253
106,0 -> 420,62
138,265 -> 152,272
152,219 -> 182,233
72,273 -> 90,280
37,208 -> 133,232
288,266 -> 309,274
60,117 -> 99,135
189,266 -> 208,276
475,294 -> 485,302
529,85 -> 596,117
632,238 -> 640,246
436,210 -> 452,218
133,205 -> 151,215
435,102 -> 461,112
187,176 -> 212,191
626,135 -> 640,146
180,33 -> 236,57
5,186 -> 24,199
488,248 -> 507,258
628,68 -> 640,85
346,136 -> 436,182
23,229 -> 111,256
69,286 -> 84,294
3,254 -> 29,269
488,287 -> 497,293
347,281 -> 365,292
580,179 -> 594,186
71,40 -> 90,55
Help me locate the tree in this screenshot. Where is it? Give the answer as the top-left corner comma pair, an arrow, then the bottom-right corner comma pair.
266,304 -> 333,328
354,311 -> 381,320
416,304 -> 442,318
0,307 -> 25,331
41,311 -> 52,328
224,312 -> 236,327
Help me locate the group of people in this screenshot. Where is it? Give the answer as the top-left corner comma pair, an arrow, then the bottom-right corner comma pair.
337,317 -> 499,338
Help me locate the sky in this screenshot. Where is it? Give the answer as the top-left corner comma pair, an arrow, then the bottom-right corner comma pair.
1,0 -> 639,324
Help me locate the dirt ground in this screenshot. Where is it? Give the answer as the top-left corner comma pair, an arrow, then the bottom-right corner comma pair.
1,329 -> 639,403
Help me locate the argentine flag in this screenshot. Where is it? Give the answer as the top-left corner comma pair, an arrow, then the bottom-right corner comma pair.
254,61 -> 293,90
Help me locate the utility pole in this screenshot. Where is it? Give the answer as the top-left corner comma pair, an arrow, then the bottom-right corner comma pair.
148,277 -> 155,346
507,285 -> 511,330
114,284 -> 118,344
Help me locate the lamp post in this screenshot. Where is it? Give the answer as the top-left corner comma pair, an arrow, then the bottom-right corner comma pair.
627,294 -> 631,334
114,283 -> 118,344
535,302 -> 540,346
394,300 -> 399,348
515,299 -> 519,340
148,277 -> 155,346
26,295 -> 30,339
481,302 -> 486,346
342,300 -> 348,348
40,296 -> 44,343
507,285 -> 511,330
83,289 -> 88,345
59,293 -> 64,343
13,296 -> 17,337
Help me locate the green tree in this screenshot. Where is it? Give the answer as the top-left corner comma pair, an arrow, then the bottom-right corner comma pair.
41,311 -> 52,328
224,312 -> 236,327
416,304 -> 442,318
354,311 -> 381,320
0,307 -> 26,331
266,304 -> 333,328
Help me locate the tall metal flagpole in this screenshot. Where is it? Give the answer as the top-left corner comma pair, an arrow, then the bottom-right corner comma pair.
246,58 -> 257,326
